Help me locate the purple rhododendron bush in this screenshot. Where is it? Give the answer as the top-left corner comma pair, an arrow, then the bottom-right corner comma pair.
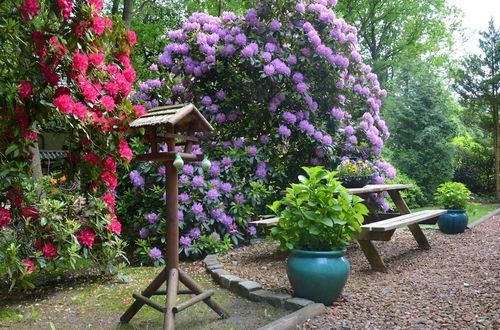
0,0 -> 144,288
119,0 -> 396,263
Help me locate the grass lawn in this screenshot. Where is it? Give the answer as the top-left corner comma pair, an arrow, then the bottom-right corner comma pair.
0,263 -> 288,329
414,203 -> 500,223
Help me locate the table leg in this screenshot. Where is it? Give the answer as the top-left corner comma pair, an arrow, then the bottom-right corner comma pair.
388,190 -> 410,215
358,240 -> 387,272
407,224 -> 431,249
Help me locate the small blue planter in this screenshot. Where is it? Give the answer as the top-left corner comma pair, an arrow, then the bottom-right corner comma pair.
438,209 -> 468,234
287,249 -> 349,305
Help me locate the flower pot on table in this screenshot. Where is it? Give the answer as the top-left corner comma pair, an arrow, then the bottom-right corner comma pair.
338,175 -> 372,188
437,209 -> 468,234
286,249 -> 349,305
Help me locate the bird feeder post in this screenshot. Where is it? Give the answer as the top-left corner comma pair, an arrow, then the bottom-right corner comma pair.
120,104 -> 228,329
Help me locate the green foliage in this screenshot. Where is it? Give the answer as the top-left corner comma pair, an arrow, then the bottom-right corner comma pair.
384,59 -> 457,198
335,0 -> 460,83
453,19 -> 500,199
386,173 -> 426,209
451,135 -> 495,195
434,182 -> 471,210
268,167 -> 368,251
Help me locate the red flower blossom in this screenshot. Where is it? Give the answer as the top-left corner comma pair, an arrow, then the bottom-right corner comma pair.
78,77 -> 101,102
49,36 -> 67,58
7,189 -> 23,207
88,53 -> 104,67
84,153 -> 99,166
108,220 -> 121,235
22,207 -> 40,220
104,17 -> 112,29
42,242 -> 58,258
18,81 -> 33,100
55,87 -> 70,97
23,131 -> 38,140
93,15 -> 106,35
128,31 -> 137,45
100,171 -> 118,190
102,193 -> 115,210
104,81 -> 119,97
73,102 -> 88,121
14,110 -> 30,130
53,94 -> 74,114
117,54 -> 130,68
123,67 -> 136,83
40,61 -> 60,85
18,0 -> 40,21
0,208 -> 11,228
100,95 -> 115,111
77,228 -> 95,246
88,0 -> 102,12
22,259 -> 35,273
103,157 -> 116,172
34,240 -> 42,249
56,0 -> 72,19
133,105 -> 146,117
72,52 -> 88,73
87,182 -> 99,192
119,140 -> 133,162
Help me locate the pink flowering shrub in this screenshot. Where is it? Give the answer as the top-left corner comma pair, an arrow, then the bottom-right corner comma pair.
136,0 -> 394,188
0,0 -> 141,288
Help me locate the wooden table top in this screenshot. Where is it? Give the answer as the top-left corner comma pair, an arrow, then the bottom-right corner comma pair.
347,184 -> 413,195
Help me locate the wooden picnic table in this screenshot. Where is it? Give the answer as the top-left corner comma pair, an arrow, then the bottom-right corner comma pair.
349,184 -> 445,271
249,184 -> 446,272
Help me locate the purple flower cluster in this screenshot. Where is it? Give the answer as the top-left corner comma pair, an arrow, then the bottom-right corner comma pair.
130,170 -> 144,187
149,247 -> 162,260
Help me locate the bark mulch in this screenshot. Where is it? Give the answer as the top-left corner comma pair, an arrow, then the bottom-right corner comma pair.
219,216 -> 500,329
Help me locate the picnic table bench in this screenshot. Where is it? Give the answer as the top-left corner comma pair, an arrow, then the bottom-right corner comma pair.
250,184 -> 446,272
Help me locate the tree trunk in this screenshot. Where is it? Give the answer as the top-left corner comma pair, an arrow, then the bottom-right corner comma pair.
30,143 -> 44,197
494,104 -> 500,201
112,0 -> 120,15
122,0 -> 133,28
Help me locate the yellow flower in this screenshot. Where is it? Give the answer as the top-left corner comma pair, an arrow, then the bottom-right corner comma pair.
350,165 -> 358,172
50,188 -> 59,195
357,160 -> 363,164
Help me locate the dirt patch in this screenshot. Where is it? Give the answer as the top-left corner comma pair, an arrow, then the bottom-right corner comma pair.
219,216 -> 500,329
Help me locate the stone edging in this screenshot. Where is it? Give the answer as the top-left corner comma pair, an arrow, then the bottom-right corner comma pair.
202,254 -> 326,330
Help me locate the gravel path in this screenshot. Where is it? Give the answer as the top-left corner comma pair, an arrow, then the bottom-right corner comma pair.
219,216 -> 500,329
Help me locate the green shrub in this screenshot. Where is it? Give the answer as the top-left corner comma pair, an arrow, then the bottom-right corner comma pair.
386,173 -> 427,209
268,167 -> 368,251
434,182 -> 472,210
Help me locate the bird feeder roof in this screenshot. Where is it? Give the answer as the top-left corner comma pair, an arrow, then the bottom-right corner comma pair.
129,103 -> 213,133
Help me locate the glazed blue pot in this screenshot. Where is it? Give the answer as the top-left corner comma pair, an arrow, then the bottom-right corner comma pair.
287,249 -> 349,305
438,209 -> 468,234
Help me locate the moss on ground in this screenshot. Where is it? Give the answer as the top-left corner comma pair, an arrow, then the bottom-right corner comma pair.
0,262 -> 288,329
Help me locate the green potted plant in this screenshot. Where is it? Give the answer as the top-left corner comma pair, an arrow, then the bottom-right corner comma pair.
268,166 -> 368,305
336,158 -> 374,188
434,182 -> 472,234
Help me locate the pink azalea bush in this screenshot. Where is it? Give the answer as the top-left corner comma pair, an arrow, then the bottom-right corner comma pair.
0,0 -> 142,288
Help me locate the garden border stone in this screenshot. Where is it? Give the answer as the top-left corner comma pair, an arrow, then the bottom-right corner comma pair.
468,207 -> 500,228
202,253 -> 326,328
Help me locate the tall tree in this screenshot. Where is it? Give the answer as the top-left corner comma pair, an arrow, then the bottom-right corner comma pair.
335,0 -> 459,84
384,59 -> 457,199
454,19 -> 500,200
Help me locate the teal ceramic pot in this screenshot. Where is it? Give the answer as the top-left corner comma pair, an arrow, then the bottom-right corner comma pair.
287,249 -> 349,305
438,209 -> 468,234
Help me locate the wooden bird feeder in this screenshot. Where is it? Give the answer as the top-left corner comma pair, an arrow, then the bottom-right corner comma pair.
120,104 -> 228,329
